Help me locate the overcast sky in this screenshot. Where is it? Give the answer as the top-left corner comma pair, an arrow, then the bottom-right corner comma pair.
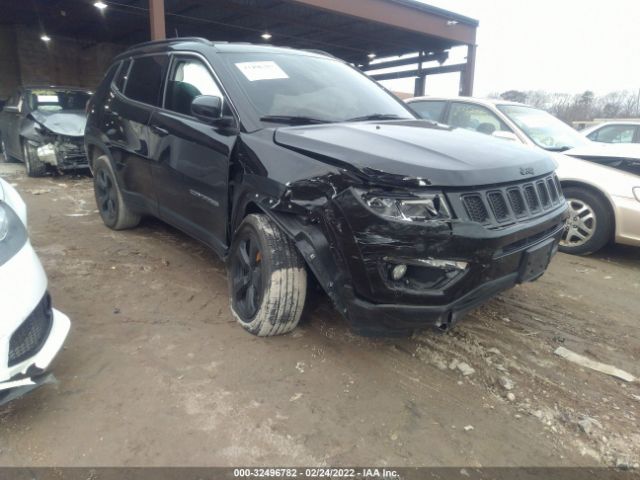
383,0 -> 640,97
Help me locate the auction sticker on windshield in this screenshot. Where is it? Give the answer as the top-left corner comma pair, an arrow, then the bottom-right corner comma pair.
235,61 -> 289,81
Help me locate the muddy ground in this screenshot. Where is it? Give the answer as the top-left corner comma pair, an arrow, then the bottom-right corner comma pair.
0,163 -> 639,467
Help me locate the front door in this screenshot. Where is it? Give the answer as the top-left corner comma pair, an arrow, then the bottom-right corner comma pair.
149,55 -> 237,255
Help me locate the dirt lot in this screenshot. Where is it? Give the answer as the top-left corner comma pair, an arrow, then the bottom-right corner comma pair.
1,163 -> 639,467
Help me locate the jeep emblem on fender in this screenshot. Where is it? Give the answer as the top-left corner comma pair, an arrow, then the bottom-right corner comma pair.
520,167 -> 535,176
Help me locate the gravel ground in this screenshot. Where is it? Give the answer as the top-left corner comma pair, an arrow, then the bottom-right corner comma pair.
1,163 -> 639,467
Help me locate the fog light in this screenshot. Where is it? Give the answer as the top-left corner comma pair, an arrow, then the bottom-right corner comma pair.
391,263 -> 407,281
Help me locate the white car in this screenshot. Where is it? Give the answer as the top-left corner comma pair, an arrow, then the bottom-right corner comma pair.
406,96 -> 640,255
0,177 -> 70,405
581,121 -> 640,144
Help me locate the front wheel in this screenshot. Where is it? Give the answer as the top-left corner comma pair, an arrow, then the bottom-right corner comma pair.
228,214 -> 307,336
22,140 -> 47,177
559,187 -> 612,255
93,155 -> 141,230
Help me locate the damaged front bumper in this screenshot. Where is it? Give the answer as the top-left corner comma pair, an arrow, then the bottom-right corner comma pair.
36,138 -> 88,170
290,176 -> 569,336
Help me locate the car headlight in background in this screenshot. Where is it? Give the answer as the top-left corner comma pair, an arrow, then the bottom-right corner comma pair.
634,187 -> 640,202
0,205 -> 8,241
359,191 -> 451,222
0,202 -> 28,266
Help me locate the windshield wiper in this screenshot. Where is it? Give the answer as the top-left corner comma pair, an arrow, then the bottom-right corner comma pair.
260,115 -> 333,125
345,113 -> 407,122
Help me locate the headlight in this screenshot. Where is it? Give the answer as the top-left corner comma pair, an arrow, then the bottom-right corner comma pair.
634,187 -> 640,202
0,206 -> 8,241
0,202 -> 28,266
360,191 -> 451,222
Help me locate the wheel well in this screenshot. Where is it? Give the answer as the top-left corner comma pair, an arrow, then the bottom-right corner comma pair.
560,180 -> 616,239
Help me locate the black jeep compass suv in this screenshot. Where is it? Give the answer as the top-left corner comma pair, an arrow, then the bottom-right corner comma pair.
85,38 -> 568,336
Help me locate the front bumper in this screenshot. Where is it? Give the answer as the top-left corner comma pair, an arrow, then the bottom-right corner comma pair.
0,241 -> 71,403
323,186 -> 568,336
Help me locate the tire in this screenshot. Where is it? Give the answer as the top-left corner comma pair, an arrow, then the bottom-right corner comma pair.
559,186 -> 613,255
93,155 -> 141,230
228,214 -> 307,336
22,140 -> 47,177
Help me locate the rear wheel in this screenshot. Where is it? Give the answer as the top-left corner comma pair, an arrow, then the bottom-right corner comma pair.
22,140 -> 47,177
559,187 -> 612,255
228,214 -> 307,336
93,155 -> 140,230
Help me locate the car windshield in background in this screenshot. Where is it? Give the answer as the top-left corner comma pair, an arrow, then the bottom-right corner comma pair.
27,89 -> 91,112
498,104 -> 590,151
221,53 -> 415,125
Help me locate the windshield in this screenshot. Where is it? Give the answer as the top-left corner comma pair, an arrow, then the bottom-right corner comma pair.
27,89 -> 91,112
221,52 -> 414,124
498,104 -> 590,151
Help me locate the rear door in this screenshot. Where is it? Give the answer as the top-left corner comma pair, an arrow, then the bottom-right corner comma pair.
102,54 -> 169,213
148,54 -> 237,254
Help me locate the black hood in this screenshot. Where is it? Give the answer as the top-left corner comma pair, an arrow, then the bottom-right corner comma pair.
29,109 -> 87,137
274,120 -> 557,187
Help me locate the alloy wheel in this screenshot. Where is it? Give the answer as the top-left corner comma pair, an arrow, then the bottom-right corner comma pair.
231,235 -> 264,320
95,168 -> 118,223
561,198 -> 597,247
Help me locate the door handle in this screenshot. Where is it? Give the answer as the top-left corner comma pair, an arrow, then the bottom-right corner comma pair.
150,125 -> 169,136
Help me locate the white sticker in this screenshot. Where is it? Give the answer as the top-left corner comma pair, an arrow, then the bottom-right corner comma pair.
235,61 -> 289,81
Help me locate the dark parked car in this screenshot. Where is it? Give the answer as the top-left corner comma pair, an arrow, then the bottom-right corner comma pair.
0,86 -> 91,176
85,38 -> 568,337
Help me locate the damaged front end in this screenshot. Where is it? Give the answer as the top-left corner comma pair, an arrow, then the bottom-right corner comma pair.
21,109 -> 89,172
33,135 -> 88,171
238,124 -> 569,336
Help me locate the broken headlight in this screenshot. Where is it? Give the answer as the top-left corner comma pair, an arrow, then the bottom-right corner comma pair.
359,190 -> 451,222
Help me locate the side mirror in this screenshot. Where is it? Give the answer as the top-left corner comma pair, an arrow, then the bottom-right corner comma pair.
492,131 -> 519,142
191,95 -> 223,123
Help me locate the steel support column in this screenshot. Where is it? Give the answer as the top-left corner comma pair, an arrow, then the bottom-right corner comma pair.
149,0 -> 166,40
459,43 -> 476,96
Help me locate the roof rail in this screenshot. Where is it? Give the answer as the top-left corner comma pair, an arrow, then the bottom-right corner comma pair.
128,36 -> 212,51
303,48 -> 335,58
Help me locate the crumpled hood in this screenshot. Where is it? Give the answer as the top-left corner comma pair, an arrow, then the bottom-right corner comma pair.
274,120 -> 557,187
29,110 -> 87,137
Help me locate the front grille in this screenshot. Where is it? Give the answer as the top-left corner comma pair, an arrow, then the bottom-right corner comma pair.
452,174 -> 565,227
487,191 -> 509,222
9,293 -> 53,367
507,188 -> 526,217
536,181 -> 550,207
523,184 -> 540,212
462,194 -> 489,223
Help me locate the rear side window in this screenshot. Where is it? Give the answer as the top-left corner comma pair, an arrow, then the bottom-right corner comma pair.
409,100 -> 446,122
124,55 -> 169,106
113,59 -> 131,92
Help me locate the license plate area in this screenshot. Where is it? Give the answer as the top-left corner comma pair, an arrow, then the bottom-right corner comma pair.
519,237 -> 555,282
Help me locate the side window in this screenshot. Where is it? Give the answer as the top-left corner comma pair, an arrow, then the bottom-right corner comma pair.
448,102 -> 510,135
113,59 -> 132,92
124,55 -> 169,106
409,101 -> 446,122
164,57 -> 224,117
589,125 -> 636,143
